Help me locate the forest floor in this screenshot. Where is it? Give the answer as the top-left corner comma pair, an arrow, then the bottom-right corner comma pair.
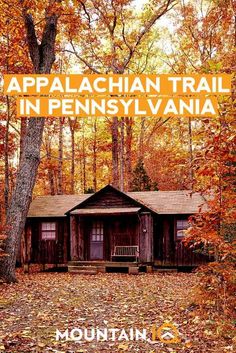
0,270 -> 234,353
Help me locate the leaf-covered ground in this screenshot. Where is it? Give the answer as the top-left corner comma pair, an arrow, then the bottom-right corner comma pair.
0,270 -> 233,353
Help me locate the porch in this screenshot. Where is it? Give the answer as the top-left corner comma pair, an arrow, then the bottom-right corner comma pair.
69,209 -> 153,264
67,260 -> 151,274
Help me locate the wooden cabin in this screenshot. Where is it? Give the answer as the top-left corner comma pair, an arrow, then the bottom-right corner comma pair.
22,184 -> 210,272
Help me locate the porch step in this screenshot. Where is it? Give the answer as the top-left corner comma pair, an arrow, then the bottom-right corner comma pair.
154,268 -> 178,273
68,265 -> 98,274
68,265 -> 98,271
68,261 -> 138,267
67,261 -> 141,274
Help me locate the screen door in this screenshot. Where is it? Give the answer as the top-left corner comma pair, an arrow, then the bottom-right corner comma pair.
90,220 -> 104,260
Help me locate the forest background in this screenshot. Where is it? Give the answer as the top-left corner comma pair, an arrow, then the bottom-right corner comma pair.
0,0 -> 235,336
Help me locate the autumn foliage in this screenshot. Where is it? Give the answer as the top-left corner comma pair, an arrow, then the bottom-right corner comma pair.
0,0 -> 235,348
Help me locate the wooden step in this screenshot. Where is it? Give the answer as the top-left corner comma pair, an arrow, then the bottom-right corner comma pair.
154,268 -> 178,273
68,261 -> 105,267
68,266 -> 98,274
67,261 -> 143,275
128,267 -> 139,275
68,265 -> 97,271
68,261 -> 138,268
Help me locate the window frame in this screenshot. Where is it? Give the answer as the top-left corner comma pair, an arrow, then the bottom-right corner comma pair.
40,221 -> 57,241
175,217 -> 190,240
90,220 -> 104,242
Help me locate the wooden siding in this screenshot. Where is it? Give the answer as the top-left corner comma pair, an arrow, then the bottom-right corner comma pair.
154,215 -> 210,266
139,212 -> 153,262
81,190 -> 140,209
23,218 -> 69,264
70,215 -> 78,261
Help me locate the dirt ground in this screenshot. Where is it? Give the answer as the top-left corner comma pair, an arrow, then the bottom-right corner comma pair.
0,270 -> 233,353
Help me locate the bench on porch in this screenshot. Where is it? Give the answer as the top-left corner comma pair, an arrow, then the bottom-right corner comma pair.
111,245 -> 139,262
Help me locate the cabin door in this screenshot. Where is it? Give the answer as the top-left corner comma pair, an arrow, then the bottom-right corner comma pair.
90,220 -> 104,260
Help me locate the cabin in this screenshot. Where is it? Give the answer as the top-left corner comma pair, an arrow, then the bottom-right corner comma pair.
21,184 -> 210,273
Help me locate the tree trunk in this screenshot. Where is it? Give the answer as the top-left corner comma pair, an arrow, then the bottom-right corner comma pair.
188,117 -> 194,189
19,118 -> 28,162
119,117 -> 124,191
4,27 -> 10,213
0,8 -> 59,283
69,118 -> 76,194
125,117 -> 133,191
93,118 -> 97,192
111,117 -> 119,188
58,118 -> 63,195
82,119 -> 86,192
1,118 -> 45,282
4,95 -> 10,213
139,117 -> 146,159
45,135 -> 55,195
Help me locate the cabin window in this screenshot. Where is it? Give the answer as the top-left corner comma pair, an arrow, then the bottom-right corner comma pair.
176,219 -> 189,238
91,220 -> 104,242
41,222 -> 56,240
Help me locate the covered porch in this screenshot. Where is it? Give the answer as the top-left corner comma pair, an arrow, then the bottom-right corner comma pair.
69,207 -> 153,272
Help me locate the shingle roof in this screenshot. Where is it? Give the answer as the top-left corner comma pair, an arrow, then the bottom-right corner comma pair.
127,190 -> 207,214
27,194 -> 91,217
27,189 -> 206,217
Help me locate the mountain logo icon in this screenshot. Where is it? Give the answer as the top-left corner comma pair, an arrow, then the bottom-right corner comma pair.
156,323 -> 180,344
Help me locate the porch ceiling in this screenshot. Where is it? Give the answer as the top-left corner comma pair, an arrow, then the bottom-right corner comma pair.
70,207 -> 141,215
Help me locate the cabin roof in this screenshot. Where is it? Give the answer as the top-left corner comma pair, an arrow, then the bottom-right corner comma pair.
27,188 -> 207,218
126,190 -> 207,214
27,194 -> 91,217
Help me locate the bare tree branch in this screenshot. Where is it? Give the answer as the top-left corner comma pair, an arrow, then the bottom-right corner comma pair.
78,0 -> 91,26
123,0 -> 177,69
147,117 -> 171,141
69,40 -> 101,73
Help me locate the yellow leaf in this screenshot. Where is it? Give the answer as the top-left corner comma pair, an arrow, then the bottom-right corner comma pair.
38,342 -> 45,348
118,343 -> 129,350
185,341 -> 192,348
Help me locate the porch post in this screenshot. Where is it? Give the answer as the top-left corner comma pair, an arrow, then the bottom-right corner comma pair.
139,212 -> 153,263
70,215 -> 79,260
78,216 -> 85,260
